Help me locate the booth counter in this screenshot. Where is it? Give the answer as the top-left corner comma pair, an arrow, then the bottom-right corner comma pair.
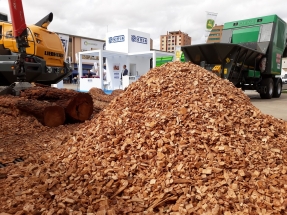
122,75 -> 140,89
80,78 -> 101,92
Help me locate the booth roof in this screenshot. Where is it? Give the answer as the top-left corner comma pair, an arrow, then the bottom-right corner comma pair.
73,64 -> 93,69
78,50 -> 174,58
72,70 -> 97,75
79,50 -> 127,58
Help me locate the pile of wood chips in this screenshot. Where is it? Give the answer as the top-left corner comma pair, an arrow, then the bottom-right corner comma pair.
89,88 -> 124,114
1,61 -> 287,214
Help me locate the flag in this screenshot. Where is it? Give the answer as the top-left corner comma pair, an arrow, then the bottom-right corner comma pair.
205,12 -> 218,42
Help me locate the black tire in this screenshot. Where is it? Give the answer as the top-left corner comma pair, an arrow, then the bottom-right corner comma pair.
273,79 -> 282,98
260,78 -> 274,99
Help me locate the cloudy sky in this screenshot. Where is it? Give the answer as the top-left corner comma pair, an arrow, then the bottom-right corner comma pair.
1,0 -> 286,49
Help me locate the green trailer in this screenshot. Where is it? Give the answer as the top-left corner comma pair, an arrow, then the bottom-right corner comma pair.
156,53 -> 186,67
181,14 -> 287,99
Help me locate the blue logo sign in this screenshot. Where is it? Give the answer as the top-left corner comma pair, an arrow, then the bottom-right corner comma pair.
109,35 -> 125,43
131,35 -> 147,44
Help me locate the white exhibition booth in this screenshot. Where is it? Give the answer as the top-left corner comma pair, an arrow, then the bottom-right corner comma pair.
77,29 -> 174,92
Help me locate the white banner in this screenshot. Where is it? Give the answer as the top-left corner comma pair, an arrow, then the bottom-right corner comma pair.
205,11 -> 218,42
58,34 -> 69,60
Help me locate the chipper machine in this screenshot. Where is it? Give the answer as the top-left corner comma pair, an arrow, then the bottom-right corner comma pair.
181,14 -> 287,99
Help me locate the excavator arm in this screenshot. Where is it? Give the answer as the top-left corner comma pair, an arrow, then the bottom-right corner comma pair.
8,0 -> 29,82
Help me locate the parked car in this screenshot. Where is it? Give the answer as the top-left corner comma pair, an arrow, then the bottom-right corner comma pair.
282,74 -> 287,84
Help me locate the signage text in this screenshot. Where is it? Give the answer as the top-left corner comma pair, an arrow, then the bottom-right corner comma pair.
131,35 -> 147,44
109,35 -> 125,43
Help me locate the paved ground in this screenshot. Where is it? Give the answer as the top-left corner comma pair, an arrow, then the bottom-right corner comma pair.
245,89 -> 287,121
64,84 -> 287,121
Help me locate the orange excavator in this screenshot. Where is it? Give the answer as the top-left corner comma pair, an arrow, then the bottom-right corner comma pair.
0,0 -> 71,95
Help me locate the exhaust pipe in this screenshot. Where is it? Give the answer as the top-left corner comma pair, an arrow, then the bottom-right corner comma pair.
35,12 -> 53,29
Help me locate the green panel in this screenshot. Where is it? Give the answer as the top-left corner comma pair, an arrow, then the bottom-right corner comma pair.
276,19 -> 286,49
271,17 -> 287,75
180,53 -> 185,62
247,70 -> 254,77
232,26 -> 260,44
255,71 -> 261,78
156,53 -> 185,66
248,70 -> 261,78
156,56 -> 174,67
224,15 -> 277,29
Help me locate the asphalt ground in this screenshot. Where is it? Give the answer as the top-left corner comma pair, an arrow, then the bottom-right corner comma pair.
245,85 -> 287,121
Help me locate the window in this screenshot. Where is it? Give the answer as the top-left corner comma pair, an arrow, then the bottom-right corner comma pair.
0,13 -> 8,21
0,25 -> 2,39
211,29 -> 221,32
6,30 -> 12,38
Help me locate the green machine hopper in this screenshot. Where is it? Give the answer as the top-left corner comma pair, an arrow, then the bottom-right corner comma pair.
156,53 -> 185,67
181,14 -> 287,99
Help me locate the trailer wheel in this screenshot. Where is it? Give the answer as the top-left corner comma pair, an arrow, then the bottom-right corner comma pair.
273,79 -> 282,98
260,78 -> 274,99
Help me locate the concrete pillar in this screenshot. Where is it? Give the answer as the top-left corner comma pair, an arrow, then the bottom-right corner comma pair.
99,50 -> 103,89
78,53 -> 82,78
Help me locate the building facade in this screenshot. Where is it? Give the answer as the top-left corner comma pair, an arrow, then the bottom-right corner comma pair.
160,31 -> 191,52
207,25 -> 223,43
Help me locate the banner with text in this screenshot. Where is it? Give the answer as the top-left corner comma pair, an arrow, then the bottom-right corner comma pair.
205,12 -> 218,42
81,39 -> 105,61
58,34 -> 69,60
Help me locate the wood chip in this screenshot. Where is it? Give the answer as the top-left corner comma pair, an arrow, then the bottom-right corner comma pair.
1,62 -> 287,213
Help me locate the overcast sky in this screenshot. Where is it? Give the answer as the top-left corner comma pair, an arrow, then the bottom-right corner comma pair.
1,0 -> 286,49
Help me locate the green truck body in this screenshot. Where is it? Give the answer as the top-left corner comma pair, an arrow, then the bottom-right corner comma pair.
181,14 -> 287,99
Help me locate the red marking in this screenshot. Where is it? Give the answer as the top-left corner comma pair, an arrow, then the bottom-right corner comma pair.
8,0 -> 27,37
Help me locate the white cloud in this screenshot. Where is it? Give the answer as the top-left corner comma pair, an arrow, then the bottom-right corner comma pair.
0,0 -> 286,49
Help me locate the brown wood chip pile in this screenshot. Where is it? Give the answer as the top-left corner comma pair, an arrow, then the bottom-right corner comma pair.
111,89 -> 125,96
89,87 -> 106,96
89,88 -> 124,113
0,95 -> 22,116
1,61 -> 287,214
0,105 -> 81,165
